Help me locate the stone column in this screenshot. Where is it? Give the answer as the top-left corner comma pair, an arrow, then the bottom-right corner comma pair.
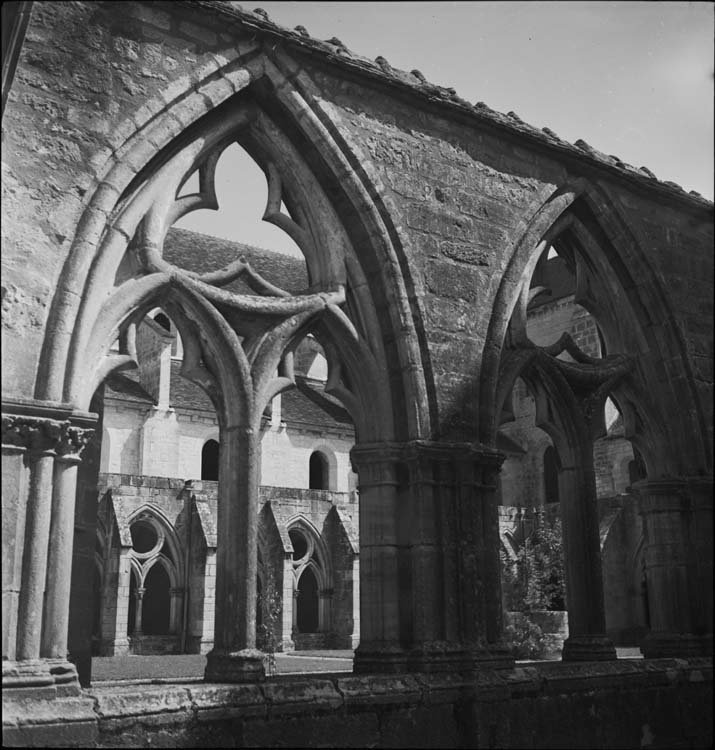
169,588 -> 184,635
351,443 -> 405,673
559,440 -> 616,661
350,554 -> 360,650
280,556 -> 294,651
41,455 -> 81,659
401,441 -> 510,672
686,477 -> 713,654
319,588 -> 333,634
41,422 -> 94,661
204,425 -> 264,682
133,587 -> 145,636
634,479 -> 704,657
2,402 -> 96,697
291,588 -> 299,635
16,447 -> 56,662
100,548 -> 131,656
1,436 -> 27,663
453,445 -> 512,668
200,548 -> 217,653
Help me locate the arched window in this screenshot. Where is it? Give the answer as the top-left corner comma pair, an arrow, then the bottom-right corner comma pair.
201,439 -> 219,481
127,570 -> 138,636
309,451 -> 328,490
296,566 -> 319,633
544,445 -> 560,503
142,563 -> 171,635
628,448 -> 647,486
153,312 -> 171,331
92,562 -> 102,648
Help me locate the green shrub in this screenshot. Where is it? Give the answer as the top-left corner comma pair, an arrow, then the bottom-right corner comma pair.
256,568 -> 282,676
501,513 -> 565,612
503,615 -> 549,660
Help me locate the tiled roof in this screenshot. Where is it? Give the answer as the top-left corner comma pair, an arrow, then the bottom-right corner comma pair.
164,227 -> 308,295
192,1 -> 711,209
282,377 -> 353,429
105,370 -> 153,404
530,256 -> 575,309
168,361 -> 352,430
106,231 -> 352,430
169,360 -> 215,412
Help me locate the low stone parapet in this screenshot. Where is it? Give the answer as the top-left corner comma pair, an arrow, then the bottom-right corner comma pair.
3,657 -> 712,747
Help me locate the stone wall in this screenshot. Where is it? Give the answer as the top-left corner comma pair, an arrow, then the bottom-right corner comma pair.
93,476 -> 359,655
1,2 -> 711,745
3,1 -> 710,447
4,660 -> 712,748
101,400 -> 355,488
260,425 -> 355,492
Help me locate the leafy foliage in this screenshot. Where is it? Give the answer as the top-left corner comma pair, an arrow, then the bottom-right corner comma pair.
501,512 -> 566,660
501,513 -> 565,612
503,616 -> 549,660
256,568 -> 282,676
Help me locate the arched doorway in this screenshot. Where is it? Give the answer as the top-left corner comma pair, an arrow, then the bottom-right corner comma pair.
142,564 -> 171,635
296,566 -> 319,634
543,445 -> 560,504
309,451 -> 328,490
201,440 -> 219,481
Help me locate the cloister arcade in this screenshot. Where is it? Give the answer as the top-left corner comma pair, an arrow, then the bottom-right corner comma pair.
2,3 -> 711,744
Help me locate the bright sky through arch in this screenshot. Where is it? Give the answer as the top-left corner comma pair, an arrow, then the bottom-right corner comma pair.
180,1 -> 714,251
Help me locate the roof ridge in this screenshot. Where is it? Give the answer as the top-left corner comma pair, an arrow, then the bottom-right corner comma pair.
167,226 -> 305,261
190,1 -> 712,209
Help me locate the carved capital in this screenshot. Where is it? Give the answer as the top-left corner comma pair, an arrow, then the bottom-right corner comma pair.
404,440 -> 504,488
350,442 -> 403,487
2,414 -> 64,454
632,479 -> 687,514
2,415 -> 95,459
56,423 -> 96,460
2,400 -> 97,459
352,440 -> 504,489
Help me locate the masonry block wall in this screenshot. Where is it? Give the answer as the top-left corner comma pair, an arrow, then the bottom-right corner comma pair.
91,475 -> 359,655
260,426 -> 355,492
1,2 -> 712,746
1,0 -> 711,453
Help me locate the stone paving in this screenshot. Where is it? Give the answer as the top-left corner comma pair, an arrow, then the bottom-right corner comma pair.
90,648 -> 642,683
91,650 -> 354,683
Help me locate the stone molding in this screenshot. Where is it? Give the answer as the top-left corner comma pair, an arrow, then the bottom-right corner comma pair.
1,400 -> 97,458
5,656 -> 708,748
191,2 -> 710,212
351,439 -> 504,485
632,478 -> 688,514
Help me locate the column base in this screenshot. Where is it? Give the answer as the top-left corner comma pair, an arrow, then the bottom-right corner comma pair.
280,636 -> 295,652
99,637 -> 130,656
354,641 -> 514,674
204,649 -> 265,683
640,632 -> 712,658
562,635 -> 617,661
2,658 -> 81,699
353,643 -> 409,674
467,643 -> 515,670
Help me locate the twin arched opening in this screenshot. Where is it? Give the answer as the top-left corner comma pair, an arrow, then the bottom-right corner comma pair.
38,53 -> 433,678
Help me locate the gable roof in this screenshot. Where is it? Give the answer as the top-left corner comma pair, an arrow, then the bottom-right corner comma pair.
164,227 -> 308,295
190,1 -> 710,211
105,370 -> 153,404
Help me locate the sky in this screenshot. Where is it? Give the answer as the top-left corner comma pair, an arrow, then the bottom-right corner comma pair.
179,1 -> 714,252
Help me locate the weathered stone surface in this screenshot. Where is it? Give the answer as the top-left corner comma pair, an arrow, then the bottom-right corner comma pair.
262,678 -> 343,715
1,2 -> 712,748
3,661 -> 712,747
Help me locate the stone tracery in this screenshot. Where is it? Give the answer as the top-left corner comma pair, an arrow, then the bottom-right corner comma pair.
1,2 -> 711,744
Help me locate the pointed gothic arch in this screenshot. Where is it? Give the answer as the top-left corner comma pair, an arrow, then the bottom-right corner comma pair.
33,53 -> 439,681
34,54 -> 431,445
480,180 -> 710,477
